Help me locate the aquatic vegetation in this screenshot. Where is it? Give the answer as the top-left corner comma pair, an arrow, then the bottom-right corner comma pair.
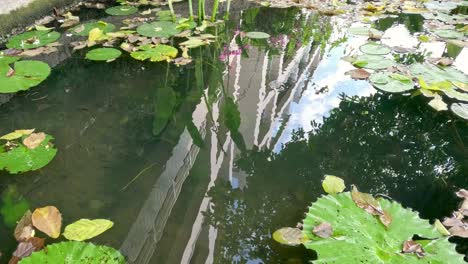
136,21 -> 181,38
0,186 -> 29,227
352,54 -> 396,70
130,44 -> 178,62
6,30 -> 60,50
69,21 -> 116,36
274,176 -> 466,263
359,42 -> 391,55
245,31 -> 271,39
63,219 -> 114,241
19,241 -> 125,264
0,130 -> 57,174
86,48 -> 122,62
0,60 -> 51,93
105,5 -> 138,16
32,206 -> 62,239
451,103 -> 468,120
369,72 -> 415,93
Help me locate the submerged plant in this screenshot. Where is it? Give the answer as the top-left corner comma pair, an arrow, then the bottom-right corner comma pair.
273,176 -> 466,263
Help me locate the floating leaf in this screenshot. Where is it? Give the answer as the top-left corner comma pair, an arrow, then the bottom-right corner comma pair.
63,219 -> 113,241
435,219 -> 451,236
302,192 -> 465,263
0,55 -> 20,65
451,103 -> 468,120
105,5 -> 138,16
130,44 -> 178,62
346,68 -> 370,80
433,29 -> 463,39
0,60 -> 51,93
70,21 -> 115,36
272,227 -> 304,246
11,237 -> 45,263
409,63 -> 468,85
428,95 -> 448,111
359,42 -> 391,55
348,27 -> 382,36
0,129 -> 35,141
23,133 -> 46,149
353,55 -> 395,70
369,72 -> 414,93
137,21 -> 181,38
86,48 -> 122,61
322,175 -> 345,194
19,241 -> 125,264
32,206 -> 62,239
402,240 -> 425,258
6,31 -> 60,50
14,210 -> 34,242
245,31 -> 270,39
0,132 -> 57,174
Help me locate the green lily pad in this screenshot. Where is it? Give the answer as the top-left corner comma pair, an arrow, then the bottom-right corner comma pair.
409,63 -> 468,85
130,44 -> 178,62
137,21 -> 181,38
302,192 -> 465,263
360,42 -> 391,55
0,132 -> 57,174
86,48 -> 122,61
245,31 -> 271,39
105,5 -> 138,16
353,54 -> 395,70
0,55 -> 20,65
19,241 -> 125,264
433,29 -> 464,39
69,21 -> 116,36
348,27 -> 382,36
443,88 -> 468,102
369,72 -> 415,93
6,31 -> 61,50
451,103 -> 468,120
0,60 -> 51,93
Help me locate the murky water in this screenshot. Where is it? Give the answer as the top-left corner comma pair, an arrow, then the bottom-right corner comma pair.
1,6 -> 467,264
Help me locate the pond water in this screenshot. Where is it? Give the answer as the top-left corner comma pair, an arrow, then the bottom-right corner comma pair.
1,5 -> 468,264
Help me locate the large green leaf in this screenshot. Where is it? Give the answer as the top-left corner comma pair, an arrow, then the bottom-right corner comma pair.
105,5 -> 138,16
433,29 -> 463,39
369,72 -> 415,93
0,60 -> 51,93
0,133 -> 57,174
86,48 -> 122,61
359,42 -> 391,55
19,241 -> 125,264
130,44 -> 178,62
69,21 -> 116,36
451,103 -> 468,120
137,21 -> 181,38
409,63 -> 468,85
63,219 -> 114,241
353,55 -> 395,70
348,27 -> 382,37
0,55 -> 20,65
6,31 -> 60,50
302,192 -> 465,263
153,86 -> 177,136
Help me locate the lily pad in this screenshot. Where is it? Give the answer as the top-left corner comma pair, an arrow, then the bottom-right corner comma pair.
348,27 -> 382,36
0,132 -> 57,174
0,55 -> 20,65
359,42 -> 391,55
409,63 -> 468,85
369,72 -> 415,93
130,44 -> 178,62
86,48 -> 122,61
137,21 -> 181,38
105,5 -> 138,16
302,192 -> 465,263
0,60 -> 51,93
69,21 -> 115,36
433,29 -> 464,39
7,31 -> 61,50
353,54 -> 395,70
451,103 -> 468,120
19,241 -> 125,264
245,31 -> 270,39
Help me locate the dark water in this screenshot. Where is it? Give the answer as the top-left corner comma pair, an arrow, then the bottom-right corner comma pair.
0,6 -> 467,264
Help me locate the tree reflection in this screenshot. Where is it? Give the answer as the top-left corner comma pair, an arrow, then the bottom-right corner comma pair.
205,93 -> 468,263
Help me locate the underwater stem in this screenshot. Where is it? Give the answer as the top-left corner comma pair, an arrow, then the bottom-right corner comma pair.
211,0 -> 219,22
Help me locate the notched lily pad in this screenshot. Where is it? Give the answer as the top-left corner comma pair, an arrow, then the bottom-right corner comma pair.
70,21 -> 115,36
272,227 -> 304,246
433,29 -> 463,39
451,103 -> 468,120
105,5 -> 138,16
137,21 -> 181,38
130,44 -> 177,62
0,60 -> 51,93
359,42 -> 391,55
7,31 -> 61,50
86,48 -> 122,61
369,72 -> 414,93
353,54 -> 395,70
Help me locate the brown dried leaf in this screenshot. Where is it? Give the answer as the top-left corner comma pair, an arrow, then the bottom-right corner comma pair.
14,210 -> 34,242
313,222 -> 333,238
442,216 -> 464,227
32,206 -> 62,238
9,237 -> 44,264
455,189 -> 468,199
6,67 -> 15,77
402,240 -> 425,258
379,210 -> 392,227
174,57 -> 192,66
23,132 -> 46,149
346,69 -> 370,80
448,225 -> 468,238
437,57 -> 453,66
351,185 -> 383,216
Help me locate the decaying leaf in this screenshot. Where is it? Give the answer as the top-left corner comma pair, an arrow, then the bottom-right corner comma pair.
9,237 -> 45,264
6,67 -> 15,77
313,222 -> 333,238
14,210 -> 34,241
448,225 -> 468,238
434,219 -> 450,236
272,227 -> 305,246
455,189 -> 468,199
321,175 -> 345,194
437,57 -> 453,66
31,206 -> 62,238
402,240 -> 425,258
0,129 -> 35,141
23,133 -> 46,149
351,185 -> 392,227
428,94 -> 448,111
345,68 -> 370,80
379,210 -> 392,227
